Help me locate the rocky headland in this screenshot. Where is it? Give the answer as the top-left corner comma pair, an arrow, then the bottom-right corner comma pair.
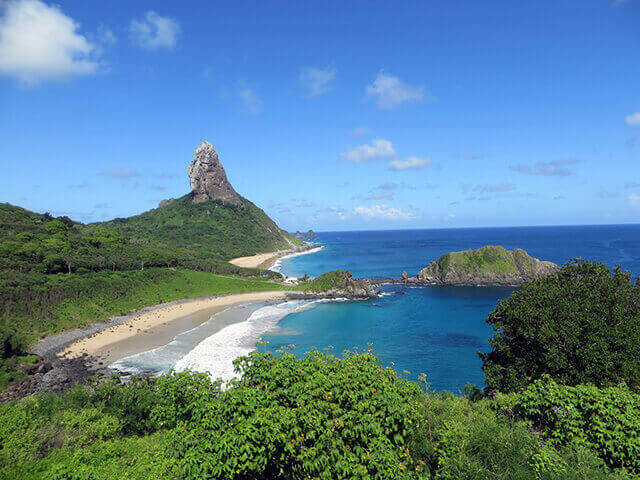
289,270 -> 379,299
407,245 -> 558,286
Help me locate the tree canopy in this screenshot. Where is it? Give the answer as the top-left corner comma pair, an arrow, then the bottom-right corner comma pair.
480,259 -> 640,392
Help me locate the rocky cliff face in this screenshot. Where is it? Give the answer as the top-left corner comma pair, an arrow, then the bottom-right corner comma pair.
187,141 -> 244,207
415,246 -> 558,286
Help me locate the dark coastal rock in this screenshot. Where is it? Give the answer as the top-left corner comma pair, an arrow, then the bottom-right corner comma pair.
188,141 -> 244,206
414,245 -> 558,286
1,356 -> 108,402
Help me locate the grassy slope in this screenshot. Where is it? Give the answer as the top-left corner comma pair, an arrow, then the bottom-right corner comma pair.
438,245 -> 532,275
298,270 -> 349,291
99,195 -> 302,260
3,268 -> 287,347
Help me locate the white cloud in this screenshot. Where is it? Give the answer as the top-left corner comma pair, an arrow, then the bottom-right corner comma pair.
460,150 -> 480,160
598,191 -> 619,199
340,139 -> 395,163
388,156 -> 431,171
509,159 -> 579,177
629,193 -> 640,206
299,66 -> 335,97
129,11 -> 179,50
462,182 -> 515,193
97,25 -> 116,45
626,111 -> 640,127
353,204 -> 412,220
365,72 -> 425,109
352,126 -> 371,137
0,0 -> 101,84
237,87 -> 263,114
313,206 -> 347,221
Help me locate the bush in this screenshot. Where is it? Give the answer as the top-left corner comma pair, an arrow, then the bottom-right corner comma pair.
499,378 -> 640,474
480,260 -> 640,392
172,350 -> 426,479
0,351 -> 631,479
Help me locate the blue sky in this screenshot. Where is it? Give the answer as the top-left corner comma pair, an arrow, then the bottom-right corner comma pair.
0,0 -> 639,231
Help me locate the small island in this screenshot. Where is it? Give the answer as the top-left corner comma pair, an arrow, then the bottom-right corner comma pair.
409,245 -> 558,286
294,229 -> 318,240
291,270 -> 378,299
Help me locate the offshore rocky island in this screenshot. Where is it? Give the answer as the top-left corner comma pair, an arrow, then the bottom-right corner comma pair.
373,245 -> 558,287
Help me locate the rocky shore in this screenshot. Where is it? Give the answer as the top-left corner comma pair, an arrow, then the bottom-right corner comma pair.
1,355 -> 110,402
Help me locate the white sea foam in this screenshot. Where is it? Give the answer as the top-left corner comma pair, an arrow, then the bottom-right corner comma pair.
172,299 -> 327,383
270,246 -> 324,276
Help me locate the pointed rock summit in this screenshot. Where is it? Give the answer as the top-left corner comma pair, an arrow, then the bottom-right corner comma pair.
188,141 -> 244,206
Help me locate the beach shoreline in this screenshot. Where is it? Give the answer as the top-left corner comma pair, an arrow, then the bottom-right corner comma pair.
27,246 -> 324,376
229,244 -> 320,271
37,291 -> 290,365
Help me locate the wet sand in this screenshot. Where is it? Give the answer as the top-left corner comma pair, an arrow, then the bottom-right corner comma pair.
60,291 -> 290,366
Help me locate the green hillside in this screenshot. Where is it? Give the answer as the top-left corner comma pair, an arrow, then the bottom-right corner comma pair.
98,194 -> 302,261
0,196 -> 299,368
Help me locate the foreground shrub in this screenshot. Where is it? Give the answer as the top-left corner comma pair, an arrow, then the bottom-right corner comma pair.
172,350 -> 426,479
499,378 -> 640,475
0,352 -> 632,479
481,260 -> 640,392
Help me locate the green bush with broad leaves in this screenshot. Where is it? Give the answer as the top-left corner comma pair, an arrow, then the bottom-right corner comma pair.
497,377 -> 640,475
0,351 -> 636,479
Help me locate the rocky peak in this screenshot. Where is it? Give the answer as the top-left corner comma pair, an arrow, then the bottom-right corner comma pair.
187,141 -> 244,207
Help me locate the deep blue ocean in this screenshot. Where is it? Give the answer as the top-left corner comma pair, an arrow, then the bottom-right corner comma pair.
262,225 -> 640,392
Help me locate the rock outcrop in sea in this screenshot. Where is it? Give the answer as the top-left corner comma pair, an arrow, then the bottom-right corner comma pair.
413,245 -> 558,286
288,270 -> 378,299
187,141 -> 244,207
294,230 -> 319,240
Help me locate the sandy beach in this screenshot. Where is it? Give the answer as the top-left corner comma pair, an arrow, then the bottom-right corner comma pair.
60,291 -> 290,365
229,251 -> 286,269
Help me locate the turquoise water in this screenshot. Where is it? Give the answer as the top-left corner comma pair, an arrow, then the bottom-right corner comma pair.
263,225 -> 640,391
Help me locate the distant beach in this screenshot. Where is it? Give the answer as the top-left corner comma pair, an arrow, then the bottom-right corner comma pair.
229,245 -> 324,272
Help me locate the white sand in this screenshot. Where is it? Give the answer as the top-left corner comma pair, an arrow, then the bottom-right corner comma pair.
229,251 -> 285,269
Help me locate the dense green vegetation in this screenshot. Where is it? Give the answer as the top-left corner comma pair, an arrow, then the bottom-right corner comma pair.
300,269 -> 352,291
480,259 -> 640,392
499,377 -> 640,473
437,245 -> 537,275
1,350 -> 633,480
100,195 -> 301,261
0,202 -> 294,275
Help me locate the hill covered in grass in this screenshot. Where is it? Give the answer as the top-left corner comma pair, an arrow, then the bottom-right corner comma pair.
416,245 -> 558,286
99,193 -> 301,261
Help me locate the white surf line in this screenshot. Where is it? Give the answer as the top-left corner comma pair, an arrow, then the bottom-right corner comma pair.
269,246 -> 324,280
173,298 -> 336,385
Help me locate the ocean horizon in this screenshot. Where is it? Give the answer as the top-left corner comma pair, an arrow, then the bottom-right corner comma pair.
111,223 -> 640,392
